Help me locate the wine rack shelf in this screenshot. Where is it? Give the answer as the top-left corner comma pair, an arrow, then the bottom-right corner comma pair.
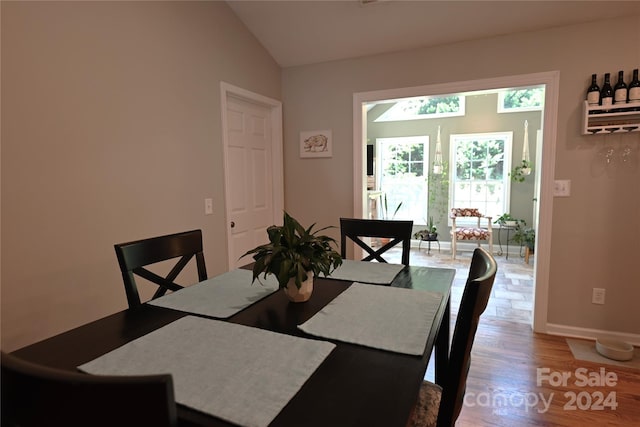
582,100 -> 640,135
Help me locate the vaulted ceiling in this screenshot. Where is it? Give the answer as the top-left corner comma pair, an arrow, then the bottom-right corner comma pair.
226,1 -> 640,68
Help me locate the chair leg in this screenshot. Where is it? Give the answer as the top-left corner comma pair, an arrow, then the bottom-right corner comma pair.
451,238 -> 456,260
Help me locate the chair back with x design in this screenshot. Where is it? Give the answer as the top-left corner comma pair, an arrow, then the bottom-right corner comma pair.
114,229 -> 207,309
340,218 -> 413,266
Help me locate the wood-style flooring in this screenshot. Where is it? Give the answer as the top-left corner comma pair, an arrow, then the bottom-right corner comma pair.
395,247 -> 640,426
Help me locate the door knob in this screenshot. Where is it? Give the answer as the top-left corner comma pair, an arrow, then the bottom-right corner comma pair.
230,221 -> 235,228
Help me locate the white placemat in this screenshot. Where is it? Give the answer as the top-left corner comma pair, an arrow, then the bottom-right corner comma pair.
326,259 -> 404,284
148,268 -> 279,318
79,316 -> 335,427
298,282 -> 443,356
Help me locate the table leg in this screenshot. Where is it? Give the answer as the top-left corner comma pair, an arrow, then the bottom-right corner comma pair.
435,296 -> 450,387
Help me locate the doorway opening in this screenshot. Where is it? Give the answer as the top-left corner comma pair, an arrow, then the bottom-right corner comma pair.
353,72 -> 559,333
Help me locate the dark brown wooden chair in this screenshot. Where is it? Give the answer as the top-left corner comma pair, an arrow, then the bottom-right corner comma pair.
114,229 -> 208,309
340,218 -> 413,266
1,351 -> 177,427
408,247 -> 497,427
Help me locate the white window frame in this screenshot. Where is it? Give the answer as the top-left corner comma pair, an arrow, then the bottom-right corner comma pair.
449,131 -> 513,225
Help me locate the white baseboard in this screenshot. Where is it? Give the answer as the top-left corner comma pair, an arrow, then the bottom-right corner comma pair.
546,323 -> 640,347
411,239 -> 521,258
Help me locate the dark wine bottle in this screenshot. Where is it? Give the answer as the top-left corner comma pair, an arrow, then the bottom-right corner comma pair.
629,69 -> 640,103
600,73 -> 613,107
586,74 -> 600,105
613,70 -> 627,104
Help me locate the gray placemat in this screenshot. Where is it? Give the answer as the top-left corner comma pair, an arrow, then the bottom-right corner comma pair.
148,268 -> 279,318
79,316 -> 335,427
326,259 -> 404,284
298,282 -> 443,356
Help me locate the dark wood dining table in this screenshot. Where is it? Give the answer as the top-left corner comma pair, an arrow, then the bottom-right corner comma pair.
10,264 -> 453,427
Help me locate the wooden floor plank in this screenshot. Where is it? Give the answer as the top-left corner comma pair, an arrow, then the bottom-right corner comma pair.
427,318 -> 640,426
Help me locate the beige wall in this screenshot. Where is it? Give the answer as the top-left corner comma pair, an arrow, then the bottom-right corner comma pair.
1,1 -> 281,351
282,16 -> 640,335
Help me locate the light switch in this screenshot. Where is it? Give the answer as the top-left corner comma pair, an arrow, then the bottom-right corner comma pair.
204,198 -> 213,215
553,180 -> 571,197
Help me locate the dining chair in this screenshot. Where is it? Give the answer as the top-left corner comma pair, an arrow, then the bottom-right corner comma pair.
450,208 -> 493,259
114,229 -> 208,309
408,247 -> 497,427
1,351 -> 177,427
340,218 -> 413,266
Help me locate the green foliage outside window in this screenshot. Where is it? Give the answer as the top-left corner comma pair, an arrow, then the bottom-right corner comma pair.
383,143 -> 424,177
502,88 -> 543,110
455,139 -> 504,181
418,96 -> 460,115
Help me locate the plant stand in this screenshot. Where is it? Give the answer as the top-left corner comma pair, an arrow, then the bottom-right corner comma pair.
497,225 -> 516,259
418,235 -> 440,254
524,246 -> 534,264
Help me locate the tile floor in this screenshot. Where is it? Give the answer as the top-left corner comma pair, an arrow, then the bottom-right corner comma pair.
387,245 -> 535,324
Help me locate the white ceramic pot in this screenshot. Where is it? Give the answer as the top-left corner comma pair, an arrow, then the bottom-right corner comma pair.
283,272 -> 314,302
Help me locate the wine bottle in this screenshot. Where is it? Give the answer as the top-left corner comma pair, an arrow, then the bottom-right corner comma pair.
600,73 -> 613,107
613,70 -> 627,104
629,69 -> 640,103
586,74 -> 600,105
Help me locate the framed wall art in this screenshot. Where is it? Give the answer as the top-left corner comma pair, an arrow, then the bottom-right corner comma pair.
300,130 -> 332,158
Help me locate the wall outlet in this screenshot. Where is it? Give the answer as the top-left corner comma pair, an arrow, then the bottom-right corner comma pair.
592,288 -> 605,305
204,198 -> 213,215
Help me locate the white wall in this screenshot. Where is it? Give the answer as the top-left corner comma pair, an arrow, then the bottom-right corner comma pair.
1,1 -> 281,351
282,15 -> 640,336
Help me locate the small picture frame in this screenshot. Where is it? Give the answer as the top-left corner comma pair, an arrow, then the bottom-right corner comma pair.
300,130 -> 332,158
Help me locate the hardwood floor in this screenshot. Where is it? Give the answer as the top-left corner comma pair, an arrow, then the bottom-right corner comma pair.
393,246 -> 640,426
426,318 -> 640,426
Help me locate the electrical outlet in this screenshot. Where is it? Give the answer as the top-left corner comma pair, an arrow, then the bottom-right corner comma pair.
204,198 -> 213,215
592,288 -> 605,305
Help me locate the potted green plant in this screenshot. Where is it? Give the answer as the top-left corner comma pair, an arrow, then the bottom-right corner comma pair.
242,211 -> 342,302
425,216 -> 438,239
510,159 -> 532,182
512,226 -> 535,250
494,213 -> 525,228
413,216 -> 438,241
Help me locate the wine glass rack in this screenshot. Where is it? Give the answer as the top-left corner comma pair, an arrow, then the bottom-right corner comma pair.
582,100 -> 640,135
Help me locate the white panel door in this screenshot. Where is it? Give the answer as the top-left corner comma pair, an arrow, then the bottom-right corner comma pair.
226,95 -> 274,269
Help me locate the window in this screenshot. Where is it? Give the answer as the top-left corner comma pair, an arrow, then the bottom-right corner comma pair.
376,137 -> 428,223
449,132 -> 512,221
498,87 -> 544,112
375,95 -> 465,122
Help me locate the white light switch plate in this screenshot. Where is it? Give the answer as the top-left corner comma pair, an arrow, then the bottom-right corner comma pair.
554,180 -> 571,197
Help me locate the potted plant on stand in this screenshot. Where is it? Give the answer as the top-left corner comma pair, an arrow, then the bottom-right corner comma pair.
512,226 -> 536,263
494,213 -> 524,228
242,212 -> 343,303
414,216 -> 438,240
